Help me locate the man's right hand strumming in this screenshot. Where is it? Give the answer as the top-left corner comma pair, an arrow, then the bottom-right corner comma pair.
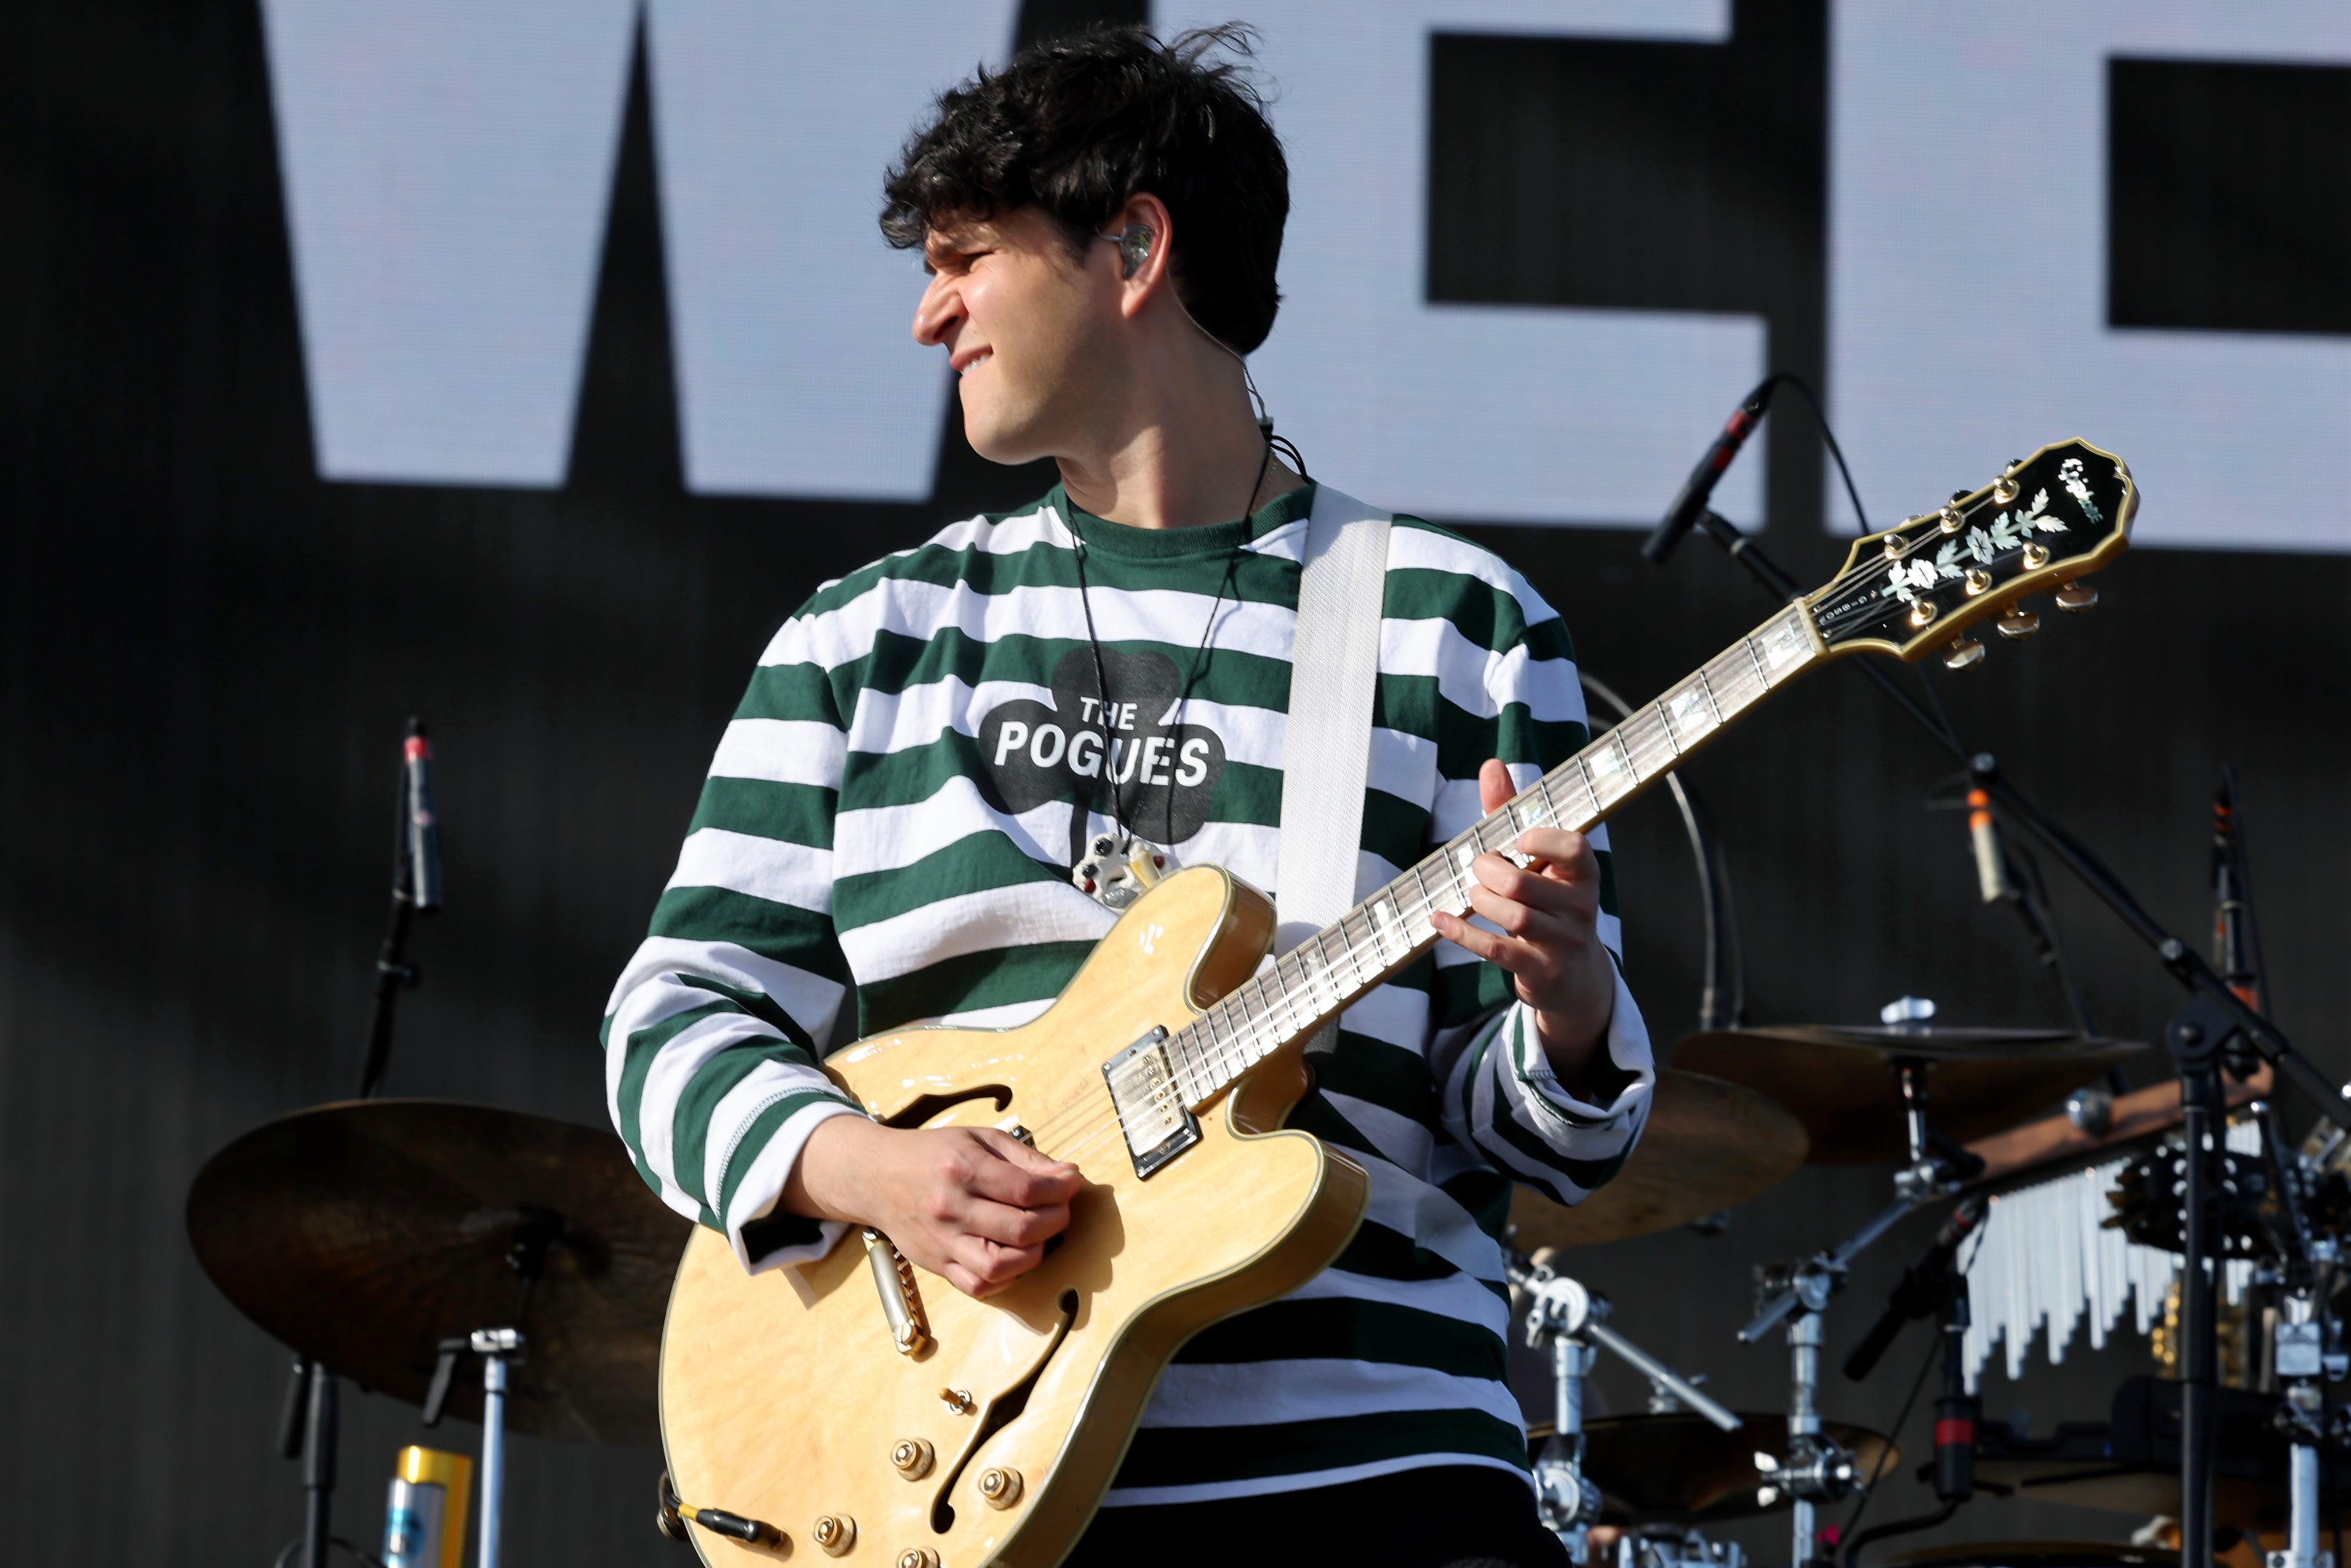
786,1116 -> 1083,1300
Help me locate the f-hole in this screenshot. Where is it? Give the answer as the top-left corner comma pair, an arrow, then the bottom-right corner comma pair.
929,1289 -> 1079,1534
882,1086 -> 1011,1130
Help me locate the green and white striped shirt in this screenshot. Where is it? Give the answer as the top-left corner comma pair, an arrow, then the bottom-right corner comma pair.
604,482 -> 1653,1503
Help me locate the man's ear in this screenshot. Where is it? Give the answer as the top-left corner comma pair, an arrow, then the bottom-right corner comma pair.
1107,192 -> 1176,319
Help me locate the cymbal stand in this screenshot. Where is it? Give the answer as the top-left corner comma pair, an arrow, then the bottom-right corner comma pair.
2271,1290 -> 2337,1568
423,1326 -> 525,1568
1512,1254 -> 1740,1560
419,1211 -> 556,1568
1742,1069 -> 1979,1568
2251,1094 -> 2344,1568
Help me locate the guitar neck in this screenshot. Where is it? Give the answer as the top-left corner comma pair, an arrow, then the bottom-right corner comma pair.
1165,600 -> 1828,1107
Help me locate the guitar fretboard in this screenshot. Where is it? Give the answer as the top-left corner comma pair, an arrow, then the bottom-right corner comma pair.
1162,600 -> 1826,1106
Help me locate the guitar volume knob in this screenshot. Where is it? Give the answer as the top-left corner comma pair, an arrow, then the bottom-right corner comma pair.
891,1438 -> 934,1479
813,1514 -> 856,1556
978,1466 -> 1025,1508
897,1552 -> 939,1568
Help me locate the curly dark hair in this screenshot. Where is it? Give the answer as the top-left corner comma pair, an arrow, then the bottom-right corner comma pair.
880,24 -> 1289,354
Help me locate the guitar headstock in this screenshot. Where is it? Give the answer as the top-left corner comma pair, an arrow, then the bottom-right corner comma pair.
1808,438 -> 2136,665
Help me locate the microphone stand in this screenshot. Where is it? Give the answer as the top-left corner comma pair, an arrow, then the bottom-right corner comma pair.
1671,506 -> 2348,1568
280,717 -> 439,1568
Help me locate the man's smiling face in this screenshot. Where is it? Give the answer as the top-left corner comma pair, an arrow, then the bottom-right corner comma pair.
912,206 -> 1121,466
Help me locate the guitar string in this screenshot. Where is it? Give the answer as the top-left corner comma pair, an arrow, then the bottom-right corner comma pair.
1022,685 -> 1714,1153
1015,888 -> 1462,1159
1018,696 -> 1749,1163
1014,479 -> 2108,1160
1021,597 -> 1846,1158
1011,484 -> 2069,1156
1017,793 -> 1556,1153
907,482 -> 2104,1179
1022,800 -> 1612,1166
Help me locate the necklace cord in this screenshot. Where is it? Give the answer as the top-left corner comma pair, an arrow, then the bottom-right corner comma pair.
1064,442 -> 1268,857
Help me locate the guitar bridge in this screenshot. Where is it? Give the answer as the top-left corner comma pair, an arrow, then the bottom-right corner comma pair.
1102,1027 -> 1200,1179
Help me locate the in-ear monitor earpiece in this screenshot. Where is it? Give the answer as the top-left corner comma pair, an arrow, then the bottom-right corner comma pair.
1097,224 -> 1153,279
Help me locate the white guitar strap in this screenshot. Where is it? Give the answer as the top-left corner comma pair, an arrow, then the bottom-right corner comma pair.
1274,485 -> 1393,1027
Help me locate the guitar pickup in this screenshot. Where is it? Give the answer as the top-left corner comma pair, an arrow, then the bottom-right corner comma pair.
1102,1027 -> 1200,1179
862,1228 -> 931,1356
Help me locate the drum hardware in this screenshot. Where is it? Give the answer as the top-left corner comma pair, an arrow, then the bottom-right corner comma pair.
415,1327 -> 523,1568
1743,1036 -> 1992,1346
2069,1084 -> 2118,1137
1509,1251 -> 1738,1556
1750,1262 -> 1862,1568
1615,1523 -> 1746,1568
1543,1413 -> 1896,1528
1734,1020 -> 2002,1568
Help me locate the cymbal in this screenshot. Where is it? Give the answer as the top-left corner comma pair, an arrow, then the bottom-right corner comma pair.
187,1099 -> 688,1446
1675,1026 -> 2142,1164
1528,1412 -> 1895,1523
1882,1544 -> 2175,1568
1973,1459 -> 2348,1535
1509,1070 -> 1806,1248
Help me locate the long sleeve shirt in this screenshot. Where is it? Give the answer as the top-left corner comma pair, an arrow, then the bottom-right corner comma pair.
605,481 -> 1653,1503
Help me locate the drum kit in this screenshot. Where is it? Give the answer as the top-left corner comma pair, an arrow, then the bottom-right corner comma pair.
1493,995 -> 2351,1568
186,995 -> 2351,1568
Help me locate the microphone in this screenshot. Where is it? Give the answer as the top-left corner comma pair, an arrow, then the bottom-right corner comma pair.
1967,787 -> 2012,904
404,717 -> 443,912
1842,1195 -> 1986,1381
1643,374 -> 1781,565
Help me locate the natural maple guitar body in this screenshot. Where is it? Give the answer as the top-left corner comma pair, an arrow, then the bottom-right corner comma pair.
661,865 -> 1369,1568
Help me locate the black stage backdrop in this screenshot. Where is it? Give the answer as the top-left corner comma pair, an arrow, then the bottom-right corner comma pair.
6,1 -> 2348,1563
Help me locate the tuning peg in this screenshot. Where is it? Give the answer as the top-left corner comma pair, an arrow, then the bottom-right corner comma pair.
1943,637 -> 1985,670
1996,608 -> 2040,640
1992,459 -> 2023,505
2054,580 -> 2099,613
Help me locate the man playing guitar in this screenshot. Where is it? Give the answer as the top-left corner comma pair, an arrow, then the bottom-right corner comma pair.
606,25 -> 1653,1565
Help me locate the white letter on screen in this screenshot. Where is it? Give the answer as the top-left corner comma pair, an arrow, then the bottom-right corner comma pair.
1156,1 -> 1765,527
1830,2 -> 2351,550
261,0 -> 637,486
645,1 -> 1020,502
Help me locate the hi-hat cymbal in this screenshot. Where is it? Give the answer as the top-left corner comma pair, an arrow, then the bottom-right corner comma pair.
187,1099 -> 688,1446
1675,1027 -> 2142,1165
1509,1070 -> 1807,1248
1527,1412 -> 1895,1523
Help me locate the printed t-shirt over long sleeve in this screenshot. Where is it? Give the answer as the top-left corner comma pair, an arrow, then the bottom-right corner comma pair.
603,481 -> 1654,1503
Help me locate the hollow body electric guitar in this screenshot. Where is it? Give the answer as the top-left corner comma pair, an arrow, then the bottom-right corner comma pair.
659,440 -> 2139,1567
